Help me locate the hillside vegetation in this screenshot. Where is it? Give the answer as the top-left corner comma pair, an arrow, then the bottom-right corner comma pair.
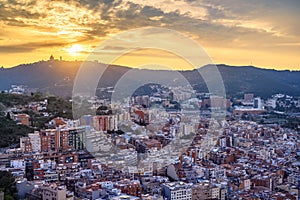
0,61 -> 299,98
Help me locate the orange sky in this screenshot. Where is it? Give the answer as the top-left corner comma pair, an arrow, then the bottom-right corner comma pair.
0,0 -> 299,70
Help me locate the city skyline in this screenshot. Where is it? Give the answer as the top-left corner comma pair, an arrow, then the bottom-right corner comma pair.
0,0 -> 300,70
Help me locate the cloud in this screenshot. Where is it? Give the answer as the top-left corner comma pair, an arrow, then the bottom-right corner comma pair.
102,45 -> 128,51
122,0 -> 208,20
1,0 -> 298,47
0,0 -> 299,68
0,41 -> 69,53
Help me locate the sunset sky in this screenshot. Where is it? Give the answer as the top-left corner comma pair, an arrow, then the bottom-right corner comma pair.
0,0 -> 299,70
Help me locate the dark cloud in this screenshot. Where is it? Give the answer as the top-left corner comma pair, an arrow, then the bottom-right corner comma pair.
0,41 -> 70,53
0,1 -> 45,22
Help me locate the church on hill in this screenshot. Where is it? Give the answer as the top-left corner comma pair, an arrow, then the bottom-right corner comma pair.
49,55 -> 62,61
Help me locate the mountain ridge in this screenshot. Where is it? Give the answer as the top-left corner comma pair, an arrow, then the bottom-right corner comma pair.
0,60 -> 299,98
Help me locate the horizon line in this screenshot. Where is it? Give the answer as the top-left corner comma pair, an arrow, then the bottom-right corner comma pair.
1,58 -> 299,72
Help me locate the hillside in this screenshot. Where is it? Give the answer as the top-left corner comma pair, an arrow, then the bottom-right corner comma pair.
0,60 -> 299,98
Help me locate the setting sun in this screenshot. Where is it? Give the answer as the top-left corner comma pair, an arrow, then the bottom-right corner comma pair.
66,44 -> 83,56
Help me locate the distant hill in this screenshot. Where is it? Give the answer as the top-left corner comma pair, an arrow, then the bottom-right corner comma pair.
215,65 -> 300,98
0,60 -> 299,98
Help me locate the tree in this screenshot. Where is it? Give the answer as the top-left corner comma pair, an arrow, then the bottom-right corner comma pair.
4,195 -> 14,200
6,112 -> 11,120
0,171 -> 18,200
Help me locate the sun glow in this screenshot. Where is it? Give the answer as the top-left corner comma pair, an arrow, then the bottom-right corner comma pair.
66,44 -> 83,56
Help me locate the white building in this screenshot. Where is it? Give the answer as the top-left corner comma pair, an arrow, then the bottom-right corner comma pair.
162,182 -> 192,200
101,181 -> 114,189
265,98 -> 276,109
180,123 -> 195,136
10,159 -> 25,169
211,186 -> 220,199
28,132 -> 41,152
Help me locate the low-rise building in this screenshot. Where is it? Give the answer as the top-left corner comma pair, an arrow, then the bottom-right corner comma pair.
162,182 -> 192,200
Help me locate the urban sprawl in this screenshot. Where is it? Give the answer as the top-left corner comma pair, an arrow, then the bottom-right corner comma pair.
1,85 -> 299,200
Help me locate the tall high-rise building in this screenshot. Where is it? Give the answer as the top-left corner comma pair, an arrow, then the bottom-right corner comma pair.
93,115 -> 115,131
57,129 -> 70,150
68,127 -> 86,150
20,137 -> 32,153
40,129 -> 57,152
28,132 -> 41,153
25,160 -> 34,181
254,97 -> 262,109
